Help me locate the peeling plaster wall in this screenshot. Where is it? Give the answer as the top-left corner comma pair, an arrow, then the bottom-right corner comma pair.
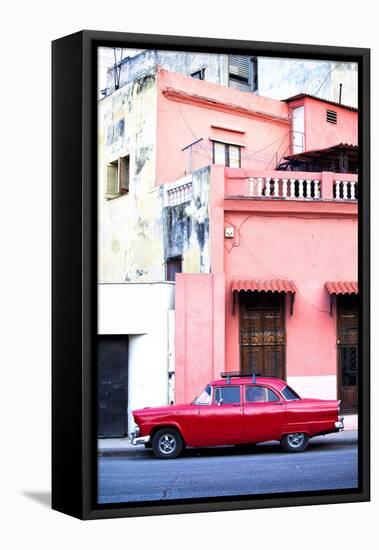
257,58 -> 358,107
163,167 -> 211,274
98,68 -> 165,282
106,49 -> 228,95
104,50 -> 357,109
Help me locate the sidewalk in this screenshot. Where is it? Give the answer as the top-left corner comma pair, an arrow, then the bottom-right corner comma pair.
98,437 -> 134,455
98,415 -> 358,456
342,414 -> 358,431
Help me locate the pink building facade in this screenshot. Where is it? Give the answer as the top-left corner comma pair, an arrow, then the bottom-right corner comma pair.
153,69 -> 358,414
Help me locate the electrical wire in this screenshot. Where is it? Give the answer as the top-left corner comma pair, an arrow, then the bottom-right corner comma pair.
310,62 -> 342,99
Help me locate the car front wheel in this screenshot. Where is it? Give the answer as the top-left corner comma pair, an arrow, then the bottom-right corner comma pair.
152,428 -> 183,459
281,432 -> 309,453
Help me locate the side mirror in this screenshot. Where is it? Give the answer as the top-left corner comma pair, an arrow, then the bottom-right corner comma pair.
217,398 -> 224,406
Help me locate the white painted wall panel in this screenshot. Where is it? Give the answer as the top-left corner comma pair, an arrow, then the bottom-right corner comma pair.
287,375 -> 337,400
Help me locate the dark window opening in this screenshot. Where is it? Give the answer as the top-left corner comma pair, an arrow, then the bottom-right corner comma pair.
119,155 -> 130,195
191,68 -> 205,80
251,57 -> 258,91
166,256 -> 182,282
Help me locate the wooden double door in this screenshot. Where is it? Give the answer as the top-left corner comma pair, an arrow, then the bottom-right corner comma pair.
337,295 -> 358,413
239,292 -> 286,379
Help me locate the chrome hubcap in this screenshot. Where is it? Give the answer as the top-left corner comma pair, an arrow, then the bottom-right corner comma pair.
287,433 -> 304,448
158,434 -> 177,455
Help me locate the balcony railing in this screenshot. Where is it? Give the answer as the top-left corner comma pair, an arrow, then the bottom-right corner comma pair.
163,175 -> 193,207
333,180 -> 358,200
224,170 -> 358,202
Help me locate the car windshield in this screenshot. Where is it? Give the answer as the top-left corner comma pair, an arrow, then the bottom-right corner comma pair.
193,384 -> 212,405
282,385 -> 301,401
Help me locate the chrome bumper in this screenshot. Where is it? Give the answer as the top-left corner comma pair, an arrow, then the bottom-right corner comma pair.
335,416 -> 344,430
131,431 -> 151,446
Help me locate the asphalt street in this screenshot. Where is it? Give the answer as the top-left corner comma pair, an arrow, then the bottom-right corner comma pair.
97,431 -> 358,504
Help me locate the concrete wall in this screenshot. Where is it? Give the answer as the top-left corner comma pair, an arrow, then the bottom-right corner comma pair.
106,49 -> 228,95
257,58 -> 358,107
104,49 -> 358,108
99,282 -> 175,433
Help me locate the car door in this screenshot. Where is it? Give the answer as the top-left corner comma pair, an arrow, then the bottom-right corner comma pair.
243,385 -> 286,443
197,385 -> 244,446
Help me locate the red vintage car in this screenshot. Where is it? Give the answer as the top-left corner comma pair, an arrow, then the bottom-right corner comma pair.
131,373 -> 344,459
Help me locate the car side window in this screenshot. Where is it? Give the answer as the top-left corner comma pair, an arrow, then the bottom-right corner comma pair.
245,386 -> 280,403
214,386 -> 241,404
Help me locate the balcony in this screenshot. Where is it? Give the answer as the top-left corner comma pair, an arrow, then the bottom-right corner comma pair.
163,175 -> 193,206
224,169 -> 358,202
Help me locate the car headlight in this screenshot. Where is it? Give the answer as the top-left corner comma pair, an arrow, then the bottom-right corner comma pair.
133,425 -> 140,437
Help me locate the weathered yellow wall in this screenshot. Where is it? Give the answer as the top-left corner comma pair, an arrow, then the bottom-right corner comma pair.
98,70 -> 164,282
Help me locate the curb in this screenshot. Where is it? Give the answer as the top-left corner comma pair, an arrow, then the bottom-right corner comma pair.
98,430 -> 357,457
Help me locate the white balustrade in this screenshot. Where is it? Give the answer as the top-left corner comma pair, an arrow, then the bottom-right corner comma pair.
290,179 -> 296,198
334,179 -> 358,200
314,180 -> 320,199
282,178 -> 288,197
273,178 -> 279,197
335,180 -> 341,199
306,179 -> 312,198
257,177 -> 263,197
238,175 -> 357,202
265,178 -> 271,197
248,177 -> 254,197
298,179 -> 305,199
166,182 -> 193,206
342,181 -> 349,200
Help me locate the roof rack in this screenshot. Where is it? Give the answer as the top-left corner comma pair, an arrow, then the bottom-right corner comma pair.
220,371 -> 262,378
220,372 -> 283,385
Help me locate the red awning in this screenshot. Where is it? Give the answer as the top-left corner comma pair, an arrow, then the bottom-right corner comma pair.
231,279 -> 297,315
231,279 -> 297,294
325,281 -> 358,295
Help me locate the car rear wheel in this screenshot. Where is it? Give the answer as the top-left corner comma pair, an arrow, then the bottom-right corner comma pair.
281,432 -> 309,453
152,428 -> 183,459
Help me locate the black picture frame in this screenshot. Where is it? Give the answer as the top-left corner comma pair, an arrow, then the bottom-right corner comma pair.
52,30 -> 370,520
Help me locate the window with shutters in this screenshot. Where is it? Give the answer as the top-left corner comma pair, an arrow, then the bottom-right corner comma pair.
119,155 -> 130,195
105,155 -> 130,199
106,161 -> 119,198
212,141 -> 241,168
229,55 -> 251,84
